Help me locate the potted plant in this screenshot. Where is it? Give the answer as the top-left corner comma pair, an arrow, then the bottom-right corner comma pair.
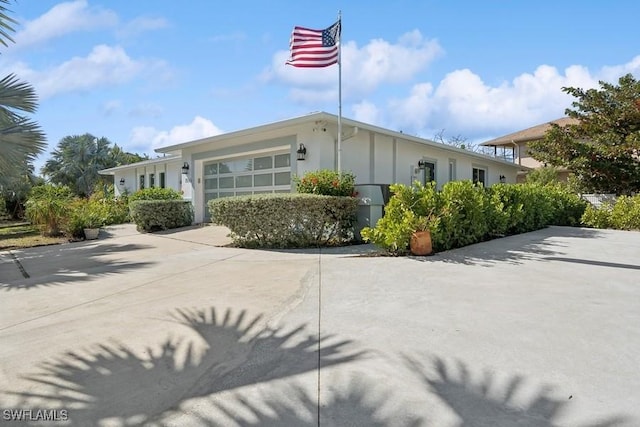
409,214 -> 435,256
76,201 -> 104,240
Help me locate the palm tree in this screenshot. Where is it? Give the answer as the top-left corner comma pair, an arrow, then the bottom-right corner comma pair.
42,134 -> 113,197
0,1 -> 46,178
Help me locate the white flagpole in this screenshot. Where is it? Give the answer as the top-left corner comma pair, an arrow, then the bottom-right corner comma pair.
337,11 -> 342,173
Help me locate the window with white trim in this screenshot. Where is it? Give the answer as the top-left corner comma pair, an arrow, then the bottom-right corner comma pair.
472,166 -> 487,186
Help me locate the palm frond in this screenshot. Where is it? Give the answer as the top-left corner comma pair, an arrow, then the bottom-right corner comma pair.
0,115 -> 46,176
0,74 -> 39,113
0,0 -> 17,48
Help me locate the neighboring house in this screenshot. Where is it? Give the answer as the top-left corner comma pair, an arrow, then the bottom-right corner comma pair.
480,117 -> 579,182
100,111 -> 525,223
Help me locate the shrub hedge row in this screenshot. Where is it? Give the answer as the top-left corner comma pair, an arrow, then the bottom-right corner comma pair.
208,193 -> 358,248
581,195 -> 640,230
129,200 -> 194,232
361,181 -> 588,255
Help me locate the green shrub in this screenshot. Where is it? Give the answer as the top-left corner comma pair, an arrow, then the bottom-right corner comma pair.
581,203 -> 613,229
609,195 -> 640,230
485,184 -> 525,236
25,184 -> 74,236
360,182 -> 440,255
294,169 -> 356,196
583,195 -> 640,230
65,199 -> 107,238
545,184 -> 588,226
362,180 -> 587,255
435,180 -> 489,251
129,187 -> 182,202
129,200 -> 193,232
208,193 -> 358,248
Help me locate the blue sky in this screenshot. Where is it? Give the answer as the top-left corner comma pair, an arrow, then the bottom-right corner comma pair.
3,0 -> 640,171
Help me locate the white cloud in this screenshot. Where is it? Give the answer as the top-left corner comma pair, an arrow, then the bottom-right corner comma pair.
117,16 -> 169,39
14,0 -> 118,48
359,55 -> 640,141
351,100 -> 381,125
387,64 -> 605,138
3,44 -> 170,99
264,30 -> 442,103
130,116 -> 224,152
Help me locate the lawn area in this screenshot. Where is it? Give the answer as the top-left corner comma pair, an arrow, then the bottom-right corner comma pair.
0,221 -> 68,250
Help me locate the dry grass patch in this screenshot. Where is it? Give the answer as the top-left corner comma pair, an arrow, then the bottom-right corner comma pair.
0,222 -> 67,250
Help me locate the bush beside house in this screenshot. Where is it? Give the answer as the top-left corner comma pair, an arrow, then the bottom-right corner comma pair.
209,194 -> 357,248
129,200 -> 193,232
361,181 -> 588,255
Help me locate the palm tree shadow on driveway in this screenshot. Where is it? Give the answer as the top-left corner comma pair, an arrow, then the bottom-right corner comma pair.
1,307 -> 364,426
0,241 -> 155,291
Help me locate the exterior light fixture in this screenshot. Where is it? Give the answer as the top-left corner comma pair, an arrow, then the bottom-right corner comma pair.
181,162 -> 190,174
417,160 -> 427,169
119,178 -> 125,186
499,174 -> 506,183
296,144 -> 307,161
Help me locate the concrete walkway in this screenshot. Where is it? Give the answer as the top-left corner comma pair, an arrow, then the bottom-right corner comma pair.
0,224 -> 638,426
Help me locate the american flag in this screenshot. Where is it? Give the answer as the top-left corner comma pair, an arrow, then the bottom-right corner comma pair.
286,20 -> 341,68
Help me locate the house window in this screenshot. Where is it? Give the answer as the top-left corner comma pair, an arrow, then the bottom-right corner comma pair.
159,172 -> 166,188
448,159 -> 456,182
149,173 -> 155,188
139,175 -> 145,190
472,167 -> 486,186
419,160 -> 436,184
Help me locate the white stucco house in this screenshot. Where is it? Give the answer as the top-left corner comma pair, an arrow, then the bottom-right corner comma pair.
99,112 -> 526,224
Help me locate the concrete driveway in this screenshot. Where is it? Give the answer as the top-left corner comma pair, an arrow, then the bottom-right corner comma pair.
0,224 -> 638,426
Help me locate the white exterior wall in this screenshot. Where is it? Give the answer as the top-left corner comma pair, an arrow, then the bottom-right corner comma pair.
373,134 -> 394,184
103,116 -> 522,224
112,160 -> 182,197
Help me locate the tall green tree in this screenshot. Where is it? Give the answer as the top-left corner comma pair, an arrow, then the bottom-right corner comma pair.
529,74 -> 640,195
42,134 -> 147,197
0,1 -> 46,178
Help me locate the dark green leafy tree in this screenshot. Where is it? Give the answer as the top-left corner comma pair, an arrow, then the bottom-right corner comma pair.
0,1 -> 46,179
0,160 -> 44,218
529,74 -> 640,195
42,134 -> 147,197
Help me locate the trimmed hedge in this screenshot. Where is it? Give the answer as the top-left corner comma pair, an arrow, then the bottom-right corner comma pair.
208,193 -> 358,248
129,187 -> 183,202
129,200 -> 193,232
361,181 -> 588,255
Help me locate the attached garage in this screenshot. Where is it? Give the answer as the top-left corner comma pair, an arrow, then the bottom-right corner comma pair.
202,151 -> 292,220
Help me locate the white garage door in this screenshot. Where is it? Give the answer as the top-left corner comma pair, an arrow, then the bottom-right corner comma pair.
203,152 -> 292,218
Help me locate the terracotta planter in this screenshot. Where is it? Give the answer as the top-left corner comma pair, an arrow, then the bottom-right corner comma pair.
410,230 -> 432,255
84,228 -> 100,240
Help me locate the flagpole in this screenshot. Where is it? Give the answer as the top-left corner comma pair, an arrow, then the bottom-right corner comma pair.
337,11 -> 342,173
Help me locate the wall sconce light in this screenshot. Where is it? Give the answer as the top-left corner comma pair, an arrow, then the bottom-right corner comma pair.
296,143 -> 307,161
119,178 -> 125,186
181,162 -> 190,174
499,174 -> 506,183
417,160 -> 427,170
